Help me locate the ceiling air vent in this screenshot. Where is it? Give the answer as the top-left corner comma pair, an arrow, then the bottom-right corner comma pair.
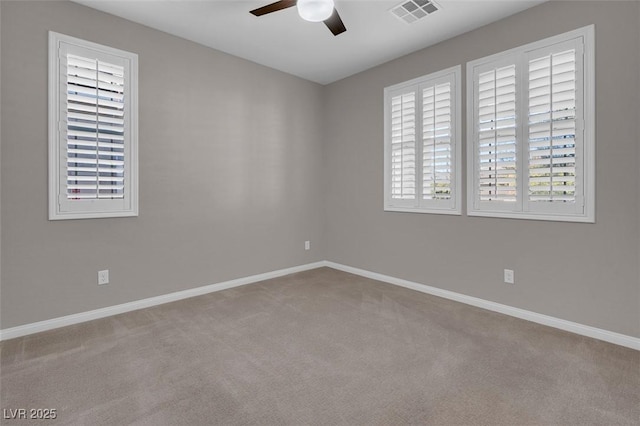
391,0 -> 439,24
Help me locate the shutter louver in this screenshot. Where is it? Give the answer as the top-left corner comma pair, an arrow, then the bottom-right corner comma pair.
66,54 -> 126,200
390,92 -> 416,200
528,49 -> 577,203
477,65 -> 517,202
422,82 -> 452,200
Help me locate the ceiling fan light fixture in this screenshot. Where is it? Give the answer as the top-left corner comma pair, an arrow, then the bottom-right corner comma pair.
297,0 -> 335,22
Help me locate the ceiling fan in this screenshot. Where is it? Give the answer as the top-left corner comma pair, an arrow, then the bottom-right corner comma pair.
250,0 -> 347,36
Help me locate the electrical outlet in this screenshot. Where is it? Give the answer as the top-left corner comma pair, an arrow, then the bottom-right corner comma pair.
98,270 -> 109,285
305,241 -> 310,251
504,269 -> 515,284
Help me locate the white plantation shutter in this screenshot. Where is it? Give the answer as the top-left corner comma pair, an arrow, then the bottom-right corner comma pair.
422,82 -> 452,201
49,32 -> 138,220
390,92 -> 417,200
477,65 -> 517,204
467,26 -> 594,222
525,38 -> 585,216
66,54 -> 126,200
384,66 -> 461,214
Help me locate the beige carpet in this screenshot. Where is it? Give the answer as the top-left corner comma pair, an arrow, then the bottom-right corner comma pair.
1,267 -> 638,425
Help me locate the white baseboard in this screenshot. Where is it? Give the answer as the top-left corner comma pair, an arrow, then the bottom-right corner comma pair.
324,261 -> 640,351
2,260 -> 638,351
0,262 -> 326,341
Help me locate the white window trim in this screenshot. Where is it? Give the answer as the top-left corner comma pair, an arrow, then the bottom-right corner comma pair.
48,31 -> 139,220
384,65 -> 462,215
466,25 -> 595,223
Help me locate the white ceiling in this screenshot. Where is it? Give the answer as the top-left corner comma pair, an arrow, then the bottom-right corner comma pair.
74,0 -> 546,84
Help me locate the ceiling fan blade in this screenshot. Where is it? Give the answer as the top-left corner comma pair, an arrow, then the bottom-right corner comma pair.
324,8 -> 346,36
250,0 -> 297,16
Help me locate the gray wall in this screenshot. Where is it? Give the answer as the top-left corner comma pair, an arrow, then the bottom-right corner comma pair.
0,1 -> 326,328
1,1 -> 638,338
324,0 -> 640,337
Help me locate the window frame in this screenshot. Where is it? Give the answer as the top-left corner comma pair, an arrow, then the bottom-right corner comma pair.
383,65 -> 462,215
48,31 -> 138,220
466,25 -> 595,223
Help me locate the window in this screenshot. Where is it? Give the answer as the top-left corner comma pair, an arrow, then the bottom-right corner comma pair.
467,26 -> 594,222
384,66 -> 461,214
49,32 -> 138,220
